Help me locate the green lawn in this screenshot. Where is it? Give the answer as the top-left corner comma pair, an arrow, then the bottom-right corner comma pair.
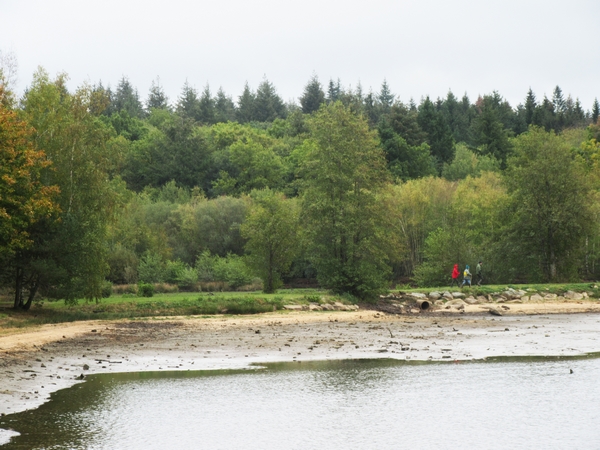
0,288 -> 335,329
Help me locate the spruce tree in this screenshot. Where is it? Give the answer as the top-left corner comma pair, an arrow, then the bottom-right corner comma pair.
524,88 -> 537,126
146,77 -> 169,111
254,78 -> 286,122
300,75 -> 325,114
236,82 -> 256,123
214,87 -> 236,123
176,81 -> 201,121
198,84 -> 215,124
113,77 -> 144,118
592,98 -> 600,124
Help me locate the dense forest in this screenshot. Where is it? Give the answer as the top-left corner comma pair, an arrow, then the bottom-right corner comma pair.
2,67 -> 600,308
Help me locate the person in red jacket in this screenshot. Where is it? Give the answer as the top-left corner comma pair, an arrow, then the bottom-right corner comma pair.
450,264 -> 460,287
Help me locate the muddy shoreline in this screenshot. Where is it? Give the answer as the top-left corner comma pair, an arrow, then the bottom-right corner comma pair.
2,302 -> 600,419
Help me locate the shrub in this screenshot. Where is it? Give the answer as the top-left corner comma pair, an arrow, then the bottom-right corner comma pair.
137,282 -> 155,297
212,254 -> 253,288
154,283 -> 179,294
113,284 -> 138,295
101,280 -> 113,298
138,252 -> 166,283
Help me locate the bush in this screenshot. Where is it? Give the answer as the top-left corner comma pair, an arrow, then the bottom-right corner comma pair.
212,254 -> 253,288
101,280 -> 113,298
154,283 -> 179,294
138,252 -> 166,283
137,282 -> 155,297
113,284 -> 138,295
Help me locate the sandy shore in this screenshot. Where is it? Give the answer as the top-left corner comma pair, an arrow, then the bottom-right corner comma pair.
2,300 -> 600,418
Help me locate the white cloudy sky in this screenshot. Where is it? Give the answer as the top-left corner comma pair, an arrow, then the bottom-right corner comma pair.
2,0 -> 599,109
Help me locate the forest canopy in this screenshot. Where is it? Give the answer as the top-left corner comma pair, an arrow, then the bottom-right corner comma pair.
1,67 -> 600,306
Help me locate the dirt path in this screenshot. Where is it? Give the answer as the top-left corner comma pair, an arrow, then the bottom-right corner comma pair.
2,301 -> 600,417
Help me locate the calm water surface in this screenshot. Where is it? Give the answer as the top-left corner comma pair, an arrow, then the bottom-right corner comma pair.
2,357 -> 600,449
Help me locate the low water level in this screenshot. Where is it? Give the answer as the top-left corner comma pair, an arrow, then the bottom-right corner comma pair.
2,357 -> 600,449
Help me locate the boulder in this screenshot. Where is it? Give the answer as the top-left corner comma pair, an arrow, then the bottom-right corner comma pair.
409,292 -> 427,300
488,308 -> 503,316
476,295 -> 488,304
520,296 -> 529,302
529,294 -> 544,302
442,291 -> 454,300
564,291 -> 583,300
449,299 -> 467,307
321,304 -> 335,311
464,296 -> 478,305
452,292 -> 465,298
428,291 -> 441,300
309,303 -> 323,311
283,305 -> 304,311
544,293 -> 557,300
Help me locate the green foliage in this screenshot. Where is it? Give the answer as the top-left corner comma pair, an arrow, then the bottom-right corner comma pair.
442,143 -> 500,181
165,259 -> 198,289
177,195 -> 248,261
504,127 -> 594,281
418,96 -> 455,168
300,102 -> 392,299
470,94 -> 513,168
212,254 -> 253,288
138,252 -> 166,283
386,177 -> 455,277
17,69 -> 118,305
241,190 -> 300,293
378,117 -> 436,181
137,282 -> 155,297
101,280 -> 113,298
413,172 -> 508,286
300,75 -> 325,114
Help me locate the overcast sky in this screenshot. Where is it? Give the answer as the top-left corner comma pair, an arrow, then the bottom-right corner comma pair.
2,0 -> 599,110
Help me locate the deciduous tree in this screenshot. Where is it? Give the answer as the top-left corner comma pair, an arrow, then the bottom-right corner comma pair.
241,190 -> 299,293
299,102 -> 391,299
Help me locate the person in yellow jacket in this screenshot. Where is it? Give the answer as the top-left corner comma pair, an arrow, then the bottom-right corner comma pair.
462,265 -> 472,287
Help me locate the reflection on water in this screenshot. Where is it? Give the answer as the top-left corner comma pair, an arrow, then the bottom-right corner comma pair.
2,357 -> 600,449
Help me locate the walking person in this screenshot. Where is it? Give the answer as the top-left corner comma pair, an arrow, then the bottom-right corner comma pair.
450,264 -> 460,287
462,265 -> 472,288
476,261 -> 483,286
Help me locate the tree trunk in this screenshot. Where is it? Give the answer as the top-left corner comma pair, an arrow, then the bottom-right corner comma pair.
13,267 -> 23,309
22,278 -> 39,311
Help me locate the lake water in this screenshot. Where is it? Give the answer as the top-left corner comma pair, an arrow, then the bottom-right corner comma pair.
2,357 -> 600,449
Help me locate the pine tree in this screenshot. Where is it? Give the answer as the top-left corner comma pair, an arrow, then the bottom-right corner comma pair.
214,87 -> 236,123
146,77 -> 169,111
378,79 -> 394,112
524,88 -> 537,126
299,75 -> 325,114
592,98 -> 600,124
113,77 -> 144,118
176,81 -> 201,121
254,78 -> 286,122
198,84 -> 215,124
236,82 -> 256,123
417,97 -> 455,168
326,78 -> 341,103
